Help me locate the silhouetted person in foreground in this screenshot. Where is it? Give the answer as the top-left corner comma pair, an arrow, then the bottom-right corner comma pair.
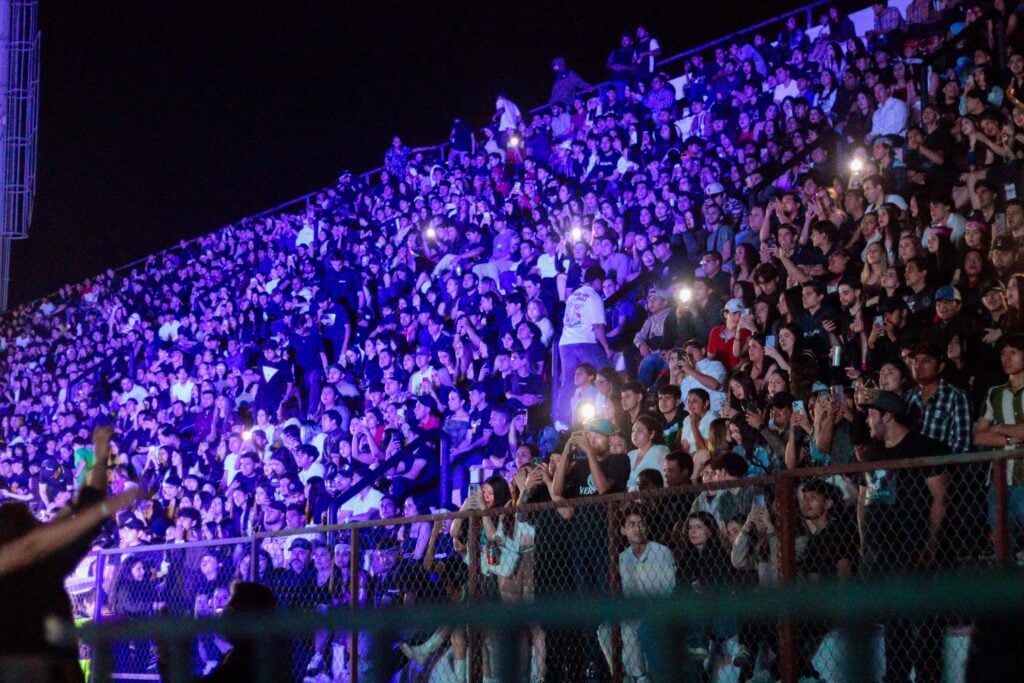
0,426 -> 139,682
159,580 -> 286,682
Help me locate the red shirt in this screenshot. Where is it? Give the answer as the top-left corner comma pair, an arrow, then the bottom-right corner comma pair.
706,325 -> 750,370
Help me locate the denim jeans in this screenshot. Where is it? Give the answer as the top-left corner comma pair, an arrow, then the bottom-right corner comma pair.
988,483 -> 1024,554
638,352 -> 668,390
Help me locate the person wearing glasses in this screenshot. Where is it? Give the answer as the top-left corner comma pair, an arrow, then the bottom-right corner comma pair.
698,250 -> 731,299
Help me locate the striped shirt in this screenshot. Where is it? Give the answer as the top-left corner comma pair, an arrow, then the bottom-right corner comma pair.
906,380 -> 972,455
982,382 -> 1024,484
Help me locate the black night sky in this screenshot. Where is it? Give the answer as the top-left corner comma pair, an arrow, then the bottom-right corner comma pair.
12,0 -> 810,306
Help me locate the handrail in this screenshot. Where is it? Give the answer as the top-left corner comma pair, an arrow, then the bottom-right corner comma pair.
326,428 -> 448,525
75,446 -> 1024,682
85,447 -> 1024,551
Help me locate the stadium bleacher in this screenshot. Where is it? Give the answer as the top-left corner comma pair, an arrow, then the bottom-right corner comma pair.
5,0 -> 1024,680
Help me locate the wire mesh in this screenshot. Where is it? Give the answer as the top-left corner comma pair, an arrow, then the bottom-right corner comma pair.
70,450 -> 1024,682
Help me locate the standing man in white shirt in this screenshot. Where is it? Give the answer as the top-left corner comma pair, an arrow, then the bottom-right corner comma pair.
558,265 -> 613,427
493,92 -> 523,148
598,506 -> 676,680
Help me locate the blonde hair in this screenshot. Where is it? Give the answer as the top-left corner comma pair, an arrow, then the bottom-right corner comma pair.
861,240 -> 889,284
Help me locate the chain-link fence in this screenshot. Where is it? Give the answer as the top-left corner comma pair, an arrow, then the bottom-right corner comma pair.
70,448 -> 1024,682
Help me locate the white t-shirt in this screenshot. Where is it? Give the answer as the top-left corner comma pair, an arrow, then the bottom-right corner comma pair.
560,285 -> 606,345
773,79 -> 801,103
338,487 -> 384,519
679,358 -> 727,413
681,411 -> 719,453
496,98 -> 522,131
297,461 -> 326,485
170,380 -> 195,404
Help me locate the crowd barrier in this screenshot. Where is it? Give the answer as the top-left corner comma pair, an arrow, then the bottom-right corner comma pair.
67,447 -> 1024,682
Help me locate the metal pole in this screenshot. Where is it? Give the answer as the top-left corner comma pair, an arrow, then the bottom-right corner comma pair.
93,553 -> 106,623
468,515 -> 482,682
993,458 -> 1011,567
775,474 -> 799,683
440,435 -> 450,508
249,535 -> 258,580
349,528 -> 360,683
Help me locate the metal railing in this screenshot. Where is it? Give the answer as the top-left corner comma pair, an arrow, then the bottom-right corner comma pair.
68,446 -> 1024,682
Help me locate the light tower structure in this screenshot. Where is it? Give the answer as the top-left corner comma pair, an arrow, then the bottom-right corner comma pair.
0,0 -> 39,311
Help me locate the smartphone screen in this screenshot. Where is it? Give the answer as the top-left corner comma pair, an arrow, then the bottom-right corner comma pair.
766,335 -> 777,348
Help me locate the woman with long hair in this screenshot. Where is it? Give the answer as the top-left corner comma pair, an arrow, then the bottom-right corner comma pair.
594,366 -> 623,422
890,60 -> 917,105
774,287 -> 805,329
397,497 -> 433,562
876,203 -> 903,260
959,220 -> 991,259
815,68 -> 840,114
861,241 -> 889,299
727,416 -> 776,476
627,414 -> 670,491
691,418 -> 732,483
676,510 -> 738,662
741,334 -> 779,394
955,248 -> 998,311
731,243 -> 761,285
736,110 -> 759,144
763,323 -> 803,372
763,368 -> 791,404
896,231 -> 923,268
841,90 -> 875,144
1007,273 -> 1024,323
720,371 -> 762,421
925,230 -> 958,286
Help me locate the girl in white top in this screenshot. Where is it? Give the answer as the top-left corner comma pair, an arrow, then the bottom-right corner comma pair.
626,414 -> 670,491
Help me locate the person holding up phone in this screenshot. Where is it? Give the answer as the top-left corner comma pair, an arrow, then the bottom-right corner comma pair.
707,299 -> 753,371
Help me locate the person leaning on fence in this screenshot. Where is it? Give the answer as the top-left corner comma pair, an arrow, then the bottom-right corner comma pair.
548,418 -> 629,679
598,505 -> 676,683
974,333 -> 1024,559
794,478 -> 858,681
729,497 -> 782,682
859,390 -> 948,683
677,509 -> 739,664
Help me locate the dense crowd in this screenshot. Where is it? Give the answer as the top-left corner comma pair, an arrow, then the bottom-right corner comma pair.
5,0 -> 1024,680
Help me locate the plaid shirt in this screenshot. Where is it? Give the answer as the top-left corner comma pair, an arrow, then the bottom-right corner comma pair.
874,7 -> 905,34
906,380 -> 972,455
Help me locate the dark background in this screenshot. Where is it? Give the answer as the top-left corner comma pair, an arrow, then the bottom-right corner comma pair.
12,0 -> 811,306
